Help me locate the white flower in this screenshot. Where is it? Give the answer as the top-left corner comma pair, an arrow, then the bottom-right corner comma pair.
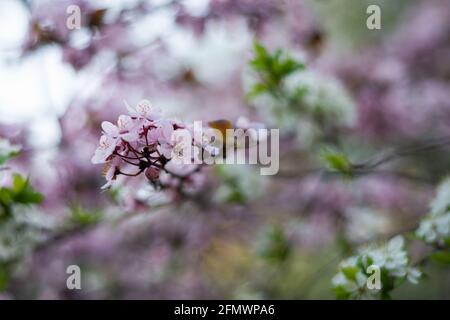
416,178 -> 450,245
0,208 -> 54,262
345,207 -> 392,243
360,236 -> 410,277
416,211 -> 450,245
333,236 -> 421,299
244,65 -> 356,148
332,256 -> 374,299
430,177 -> 450,215
406,267 -> 422,284
283,70 -> 356,127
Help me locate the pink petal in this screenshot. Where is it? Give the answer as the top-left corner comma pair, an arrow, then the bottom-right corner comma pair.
91,149 -> 108,164
101,121 -> 119,137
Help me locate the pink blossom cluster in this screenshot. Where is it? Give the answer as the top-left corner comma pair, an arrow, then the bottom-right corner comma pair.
91,100 -> 219,190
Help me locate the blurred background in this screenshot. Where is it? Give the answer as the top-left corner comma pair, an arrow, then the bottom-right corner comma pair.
0,0 -> 449,299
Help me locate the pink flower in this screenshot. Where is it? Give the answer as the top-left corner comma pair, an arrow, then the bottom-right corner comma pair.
126,100 -> 161,120
146,127 -> 161,146
91,135 -> 117,164
101,157 -> 122,189
171,139 -> 200,165
194,127 -> 221,157
91,99 -> 213,193
101,115 -> 139,142
156,120 -> 176,158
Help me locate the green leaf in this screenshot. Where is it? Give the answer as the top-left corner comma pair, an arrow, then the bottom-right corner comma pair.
444,238 -> 450,248
0,154 -> 15,166
404,231 -> 422,241
0,188 -> 13,207
10,174 -> 44,205
277,57 -> 304,76
250,41 -> 270,71
225,189 -> 247,204
248,41 -> 305,99
292,86 -> 308,102
321,149 -> 352,175
341,266 -> 359,281
247,83 -> 269,99
257,225 -> 291,263
359,254 -> 374,270
214,166 -> 248,204
253,41 -> 269,61
0,142 -> 20,166
333,285 -> 351,300
380,269 -> 395,296
0,265 -> 10,292
12,174 -> 27,194
430,251 -> 450,265
70,206 -> 102,226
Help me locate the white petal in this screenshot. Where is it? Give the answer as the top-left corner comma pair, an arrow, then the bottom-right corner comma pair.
91,149 -> 107,164
388,236 -> 404,251
101,121 -> 119,137
101,180 -> 114,190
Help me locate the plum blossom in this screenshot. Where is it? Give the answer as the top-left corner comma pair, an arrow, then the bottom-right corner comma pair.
101,157 -> 122,189
101,115 -> 140,142
91,135 -> 117,164
192,126 -> 221,158
91,100 -> 217,191
126,100 -> 161,121
156,120 -> 178,158
170,137 -> 201,165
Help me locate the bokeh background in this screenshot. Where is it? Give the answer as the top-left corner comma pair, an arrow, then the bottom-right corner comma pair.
0,0 -> 450,299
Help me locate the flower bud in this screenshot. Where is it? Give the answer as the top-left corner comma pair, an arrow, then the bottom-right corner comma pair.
145,166 -> 160,181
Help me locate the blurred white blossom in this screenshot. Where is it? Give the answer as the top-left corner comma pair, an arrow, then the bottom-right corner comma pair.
345,207 -> 393,243
416,178 -> 450,246
284,70 -> 356,127
0,138 -> 21,164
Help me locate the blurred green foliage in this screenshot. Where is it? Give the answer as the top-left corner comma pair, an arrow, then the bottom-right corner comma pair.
0,174 -> 43,217
70,205 -> 103,226
248,41 -> 305,100
320,148 -> 353,176
256,225 -> 291,264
